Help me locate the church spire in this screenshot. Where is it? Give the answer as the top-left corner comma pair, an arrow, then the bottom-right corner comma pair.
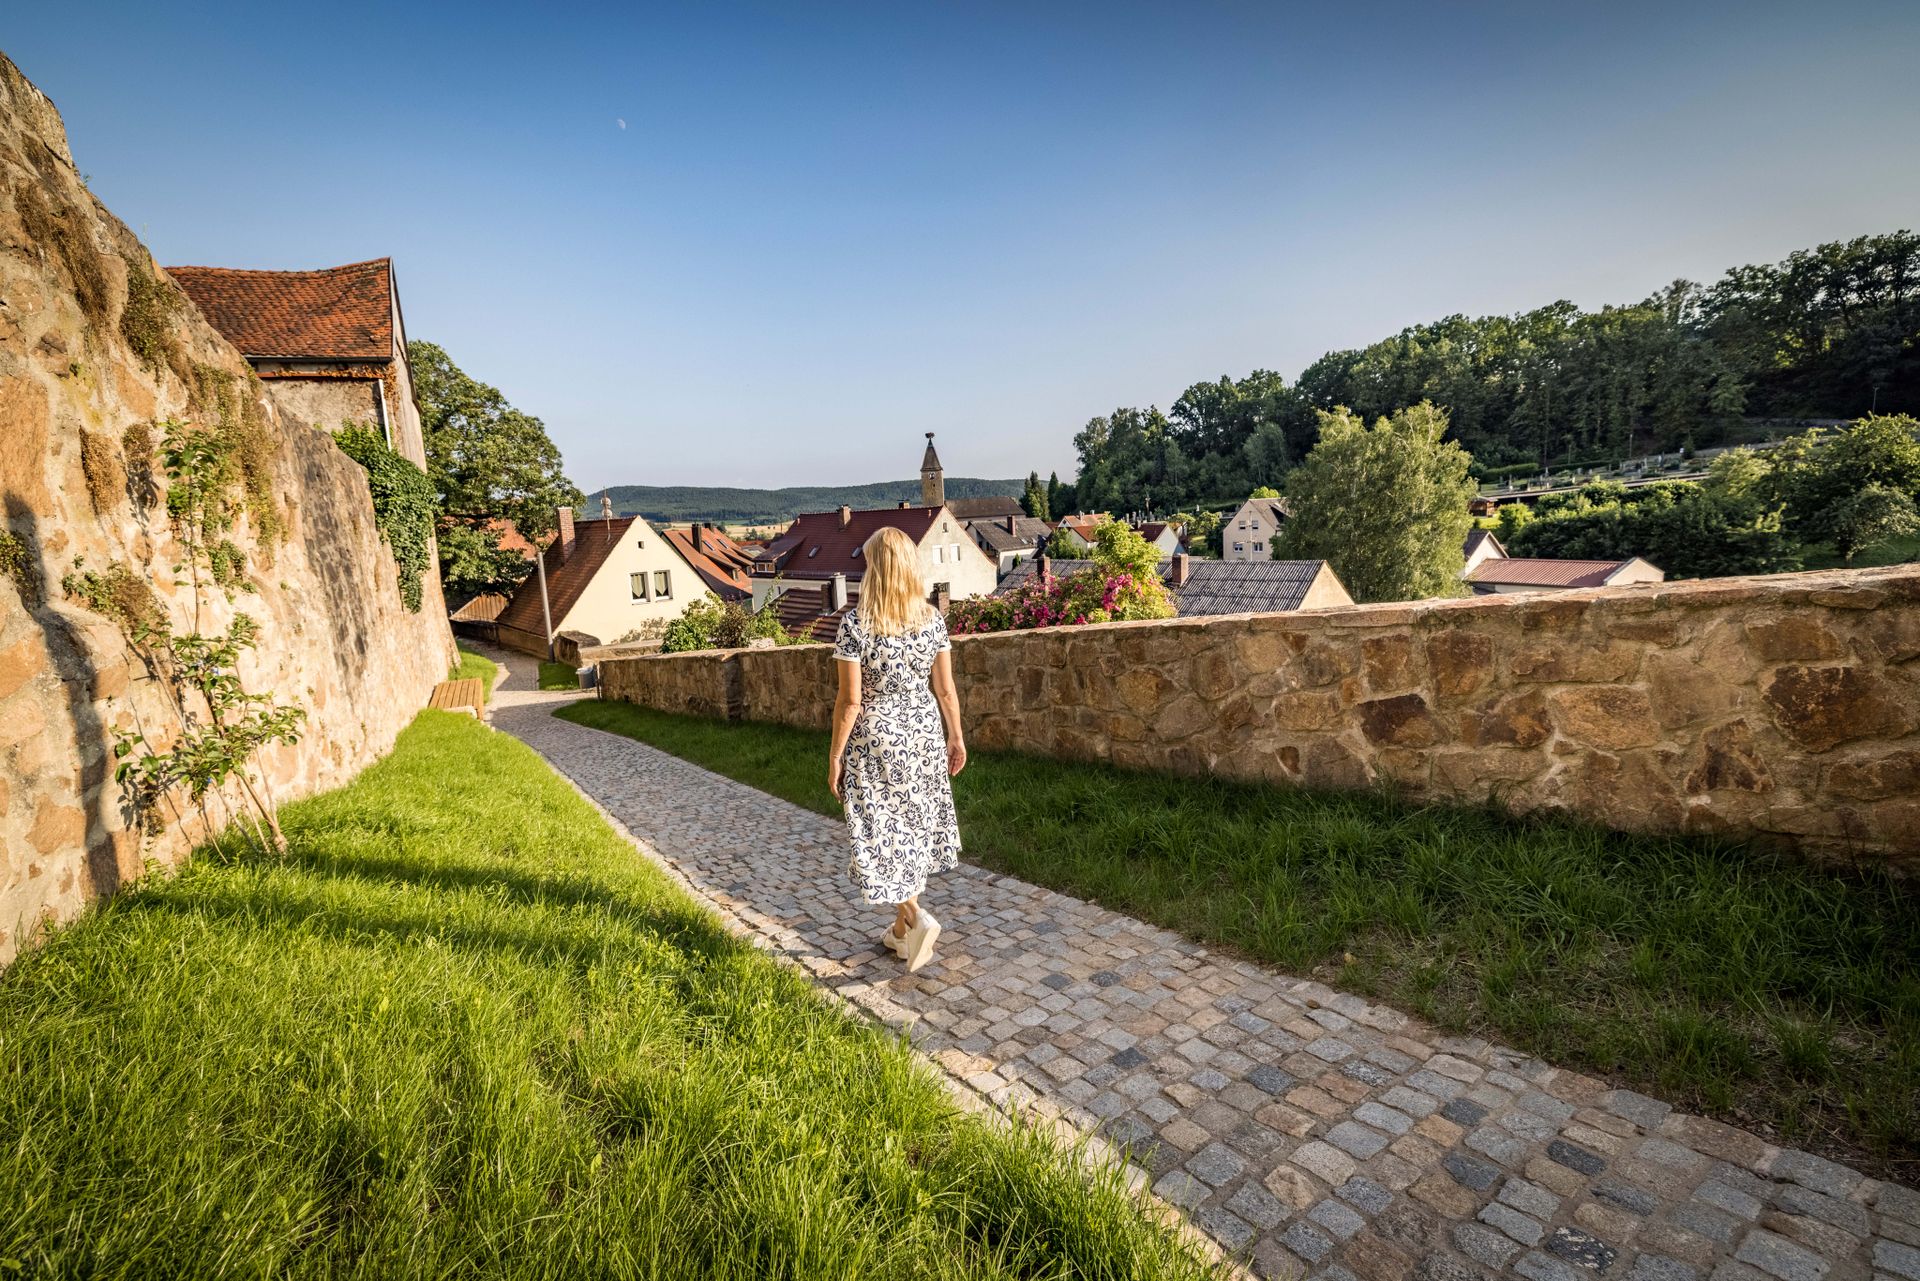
920,432 -> 945,507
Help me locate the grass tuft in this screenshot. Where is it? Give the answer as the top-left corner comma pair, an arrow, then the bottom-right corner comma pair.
451,646 -> 499,703
539,659 -> 579,690
0,712 -> 1219,1279
557,699 -> 1920,1180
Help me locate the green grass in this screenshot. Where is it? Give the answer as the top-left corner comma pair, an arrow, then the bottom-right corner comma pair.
451,645 -> 499,702
540,659 -> 580,690
1798,534 -> 1920,571
0,712 -> 1220,1280
557,700 -> 1920,1180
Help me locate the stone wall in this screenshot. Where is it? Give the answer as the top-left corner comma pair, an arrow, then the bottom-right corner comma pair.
597,565 -> 1920,865
0,54 -> 455,963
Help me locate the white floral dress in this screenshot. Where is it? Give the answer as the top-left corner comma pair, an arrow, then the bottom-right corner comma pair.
833,609 -> 961,904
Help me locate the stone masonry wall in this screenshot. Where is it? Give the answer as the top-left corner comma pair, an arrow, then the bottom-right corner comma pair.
597,565 -> 1920,865
0,55 -> 454,963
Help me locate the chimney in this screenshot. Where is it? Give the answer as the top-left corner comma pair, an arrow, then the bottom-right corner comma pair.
1037,554 -> 1051,580
557,506 -> 575,562
898,500 -> 910,509
1170,552 -> 1191,587
829,572 -> 848,612
838,504 -> 852,528
932,582 -> 950,612
1005,515 -> 1017,533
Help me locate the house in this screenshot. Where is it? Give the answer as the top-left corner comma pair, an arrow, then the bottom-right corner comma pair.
488,505 -> 710,656
1466,556 -> 1665,595
1468,496 -> 1499,517
167,257 -> 426,466
750,503 -> 998,609
948,496 -> 1024,520
1222,496 -> 1290,562
1050,515 -> 1106,553
662,523 -> 756,602
1462,528 -> 1507,578
918,431 -> 1020,519
965,513 -> 1054,575
1134,521 -> 1186,559
993,553 -> 1352,617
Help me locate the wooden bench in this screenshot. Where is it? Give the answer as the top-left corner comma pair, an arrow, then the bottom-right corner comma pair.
427,677 -> 486,718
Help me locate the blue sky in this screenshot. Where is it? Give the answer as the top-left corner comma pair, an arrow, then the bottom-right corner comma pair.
9,2 -> 1919,490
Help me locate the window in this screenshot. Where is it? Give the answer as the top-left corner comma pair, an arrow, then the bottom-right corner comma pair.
1253,542 -> 1264,553
1250,520 -> 1261,531
807,547 -> 819,558
1238,520 -> 1248,529
630,572 -> 649,601
851,546 -> 862,558
653,570 -> 671,599
934,545 -> 945,564
1232,542 -> 1244,552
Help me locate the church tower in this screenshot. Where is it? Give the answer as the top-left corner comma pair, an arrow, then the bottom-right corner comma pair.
920,432 -> 945,507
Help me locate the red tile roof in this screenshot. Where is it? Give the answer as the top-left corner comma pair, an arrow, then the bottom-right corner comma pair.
165,257 -> 395,361
760,505 -> 956,581
495,517 -> 637,641
663,525 -> 754,601
1466,557 -> 1639,588
771,584 -> 856,641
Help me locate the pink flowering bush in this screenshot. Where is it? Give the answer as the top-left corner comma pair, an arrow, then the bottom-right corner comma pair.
946,564 -> 1173,634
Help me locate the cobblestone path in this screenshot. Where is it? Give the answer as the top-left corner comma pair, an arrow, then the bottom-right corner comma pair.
480,651 -> 1920,1281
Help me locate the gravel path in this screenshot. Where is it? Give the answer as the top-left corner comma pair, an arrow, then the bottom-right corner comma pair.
478,646 -> 1918,1281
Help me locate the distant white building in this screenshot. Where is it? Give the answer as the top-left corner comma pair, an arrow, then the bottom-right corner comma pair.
1460,531 -> 1665,595
1223,496 -> 1289,562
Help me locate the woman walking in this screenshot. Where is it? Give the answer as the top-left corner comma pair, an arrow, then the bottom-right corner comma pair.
828,526 -> 966,972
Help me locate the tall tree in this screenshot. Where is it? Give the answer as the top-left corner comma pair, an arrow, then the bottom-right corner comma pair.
410,340 -> 583,598
1276,402 -> 1477,602
1021,471 -> 1050,519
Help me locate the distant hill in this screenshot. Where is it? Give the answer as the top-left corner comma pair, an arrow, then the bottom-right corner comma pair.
597,478 -> 1027,525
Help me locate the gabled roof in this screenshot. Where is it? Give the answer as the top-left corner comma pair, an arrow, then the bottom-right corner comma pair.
1462,528 -> 1507,559
947,496 -> 1023,520
1466,557 -> 1644,588
759,505 -> 961,580
495,517 -> 637,639
991,557 -> 1337,617
771,584 -> 856,641
166,257 -> 395,361
1236,497 -> 1291,525
1136,521 -> 1184,546
967,514 -> 1053,553
1174,560 -> 1328,616
663,525 -> 754,601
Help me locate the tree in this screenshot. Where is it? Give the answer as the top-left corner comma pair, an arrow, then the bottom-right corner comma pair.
1507,481 -> 1801,578
1276,402 -> 1477,603
1046,471 -> 1070,519
1044,527 -> 1081,558
1089,521 -> 1163,582
411,340 -> 583,597
1171,509 -> 1222,557
1021,471 -> 1050,520
1826,484 -> 1920,564
1249,485 -> 1280,499
1770,414 -> 1920,551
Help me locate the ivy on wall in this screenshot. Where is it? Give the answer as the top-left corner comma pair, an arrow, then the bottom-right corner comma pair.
334,424 -> 435,613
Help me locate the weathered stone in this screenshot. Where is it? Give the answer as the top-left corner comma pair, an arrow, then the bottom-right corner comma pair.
0,635 -> 48,701
1361,694 -> 1442,748
1683,720 -> 1772,794
1366,634 -> 1419,692
1824,749 -> 1920,801
1427,631 -> 1494,696
1552,686 -> 1660,750
1743,616 -> 1846,664
1761,665 -> 1913,753
1511,642 -> 1640,684
1458,690 -> 1553,749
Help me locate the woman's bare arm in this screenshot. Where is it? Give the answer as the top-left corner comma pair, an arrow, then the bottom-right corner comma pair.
828,658 -> 861,799
931,650 -> 966,777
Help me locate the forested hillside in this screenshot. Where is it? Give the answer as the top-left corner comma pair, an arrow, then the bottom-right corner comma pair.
1071,231 -> 1918,514
601,477 -> 1026,524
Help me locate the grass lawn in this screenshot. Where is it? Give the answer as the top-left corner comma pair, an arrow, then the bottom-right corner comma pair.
451,645 -> 499,702
557,700 -> 1920,1181
0,712 -> 1219,1280
539,659 -> 580,690
1798,534 -> 1920,572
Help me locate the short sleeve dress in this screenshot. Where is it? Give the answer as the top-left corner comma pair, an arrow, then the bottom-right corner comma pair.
832,608 -> 962,904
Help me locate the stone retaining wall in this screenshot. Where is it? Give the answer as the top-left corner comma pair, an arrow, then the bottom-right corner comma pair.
0,55 -> 454,963
597,565 -> 1920,865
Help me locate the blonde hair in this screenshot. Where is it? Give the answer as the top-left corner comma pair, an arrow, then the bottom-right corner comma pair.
857,526 -> 932,636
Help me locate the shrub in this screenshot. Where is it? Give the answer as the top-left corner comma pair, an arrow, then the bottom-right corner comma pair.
947,563 -> 1169,633
661,596 -> 799,652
